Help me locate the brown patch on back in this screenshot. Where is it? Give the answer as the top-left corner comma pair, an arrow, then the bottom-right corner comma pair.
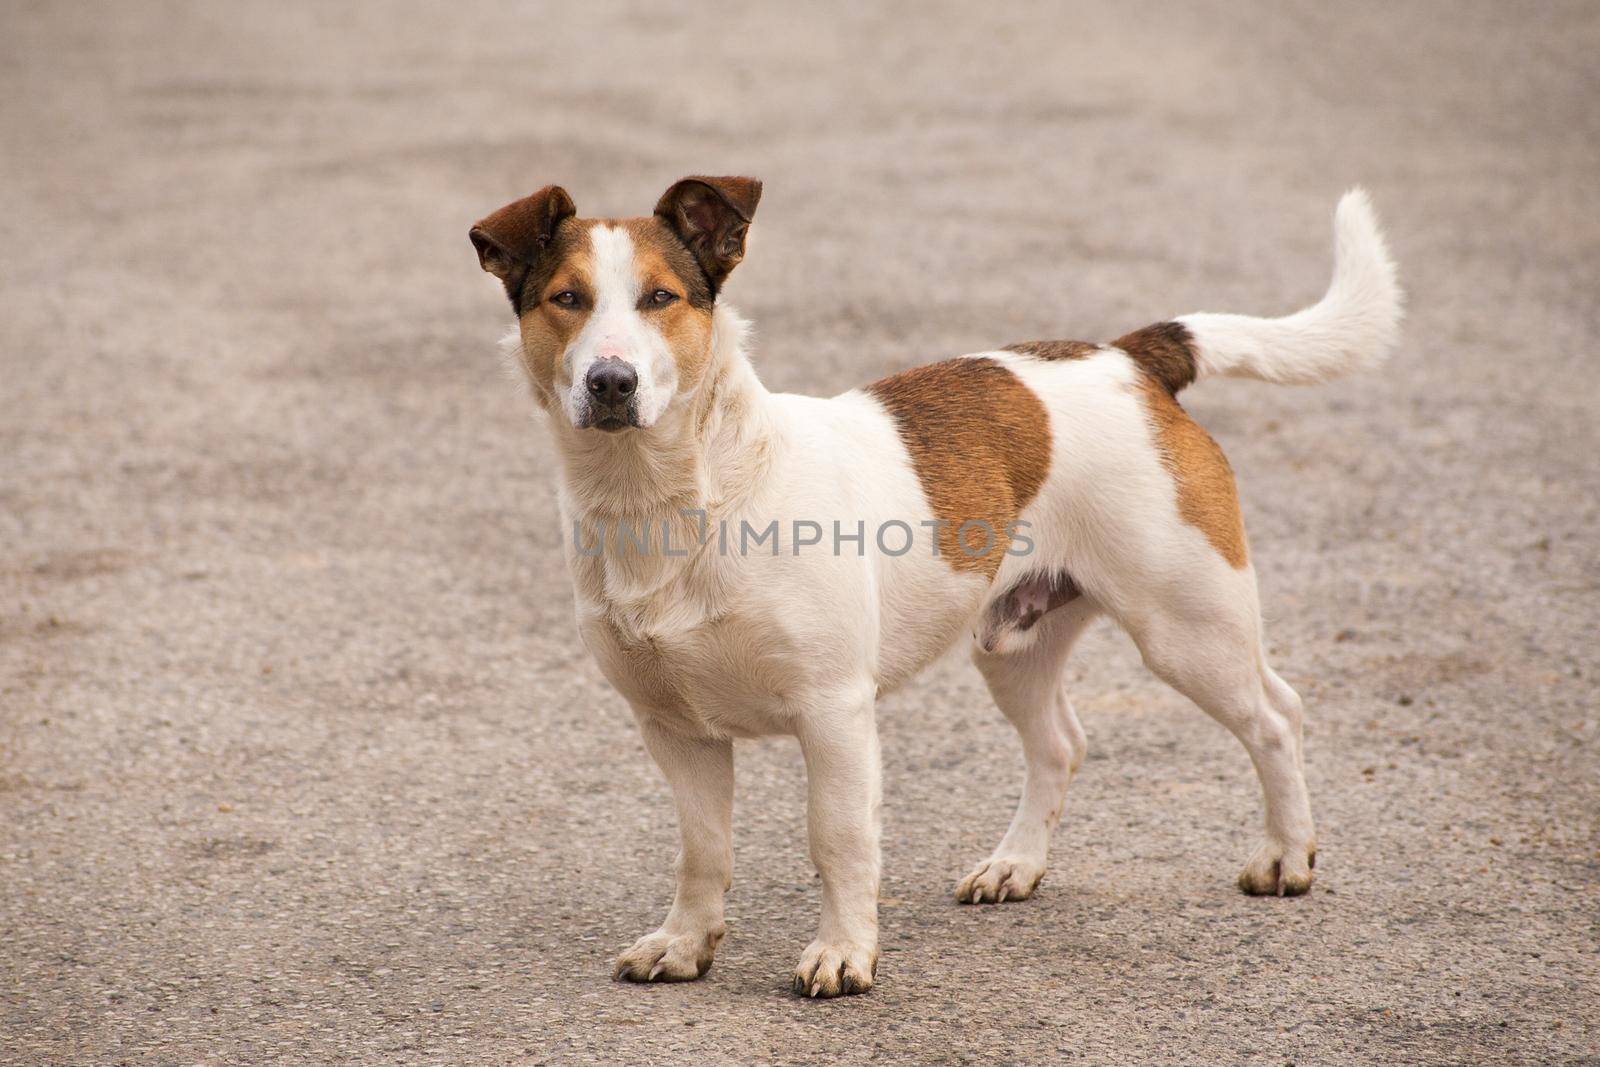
1003,339 -> 1100,361
1114,321 -> 1198,394
867,358 -> 1050,577
1137,376 -> 1249,568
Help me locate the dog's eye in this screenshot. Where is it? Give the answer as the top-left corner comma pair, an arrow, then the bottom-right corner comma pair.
646,289 -> 678,308
551,290 -> 581,308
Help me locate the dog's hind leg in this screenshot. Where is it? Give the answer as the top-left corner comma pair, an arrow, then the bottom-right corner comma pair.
1121,564 -> 1317,897
958,598 -> 1098,903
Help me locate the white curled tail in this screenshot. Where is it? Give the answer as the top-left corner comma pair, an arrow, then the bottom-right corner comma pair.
1178,189 -> 1402,386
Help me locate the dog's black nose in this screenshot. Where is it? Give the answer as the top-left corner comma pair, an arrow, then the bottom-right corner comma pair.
585,360 -> 638,405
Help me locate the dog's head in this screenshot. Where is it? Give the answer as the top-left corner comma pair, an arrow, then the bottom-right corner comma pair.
469,176 -> 761,432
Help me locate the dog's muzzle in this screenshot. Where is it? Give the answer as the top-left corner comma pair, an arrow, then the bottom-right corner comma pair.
582,359 -> 639,432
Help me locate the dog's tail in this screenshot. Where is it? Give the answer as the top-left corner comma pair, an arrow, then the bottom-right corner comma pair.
1116,189 -> 1402,393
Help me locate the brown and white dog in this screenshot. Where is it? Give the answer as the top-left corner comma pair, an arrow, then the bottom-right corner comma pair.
468,178 -> 1400,997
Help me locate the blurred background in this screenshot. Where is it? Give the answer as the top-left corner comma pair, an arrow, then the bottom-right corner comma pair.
2,2 -> 1596,1062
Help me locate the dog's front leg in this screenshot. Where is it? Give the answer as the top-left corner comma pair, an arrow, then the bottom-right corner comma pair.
614,716 -> 733,983
793,687 -> 881,997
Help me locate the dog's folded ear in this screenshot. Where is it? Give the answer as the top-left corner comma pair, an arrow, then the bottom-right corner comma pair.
469,185 -> 577,309
654,176 -> 762,293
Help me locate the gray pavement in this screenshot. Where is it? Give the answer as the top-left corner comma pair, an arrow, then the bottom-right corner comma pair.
2,2 -> 1597,1063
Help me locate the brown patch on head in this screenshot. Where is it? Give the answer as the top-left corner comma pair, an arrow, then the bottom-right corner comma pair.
1003,339 -> 1100,361
508,217 -> 598,406
867,358 -> 1050,576
1137,376 -> 1249,568
469,185 -> 577,312
622,217 -> 715,310
623,216 -> 717,390
1114,321 -> 1198,394
654,176 -> 762,294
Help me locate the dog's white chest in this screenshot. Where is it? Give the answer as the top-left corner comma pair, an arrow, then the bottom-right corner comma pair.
581,600 -> 802,738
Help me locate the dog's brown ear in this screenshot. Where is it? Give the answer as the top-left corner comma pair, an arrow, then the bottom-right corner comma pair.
469,185 -> 577,309
654,176 -> 762,293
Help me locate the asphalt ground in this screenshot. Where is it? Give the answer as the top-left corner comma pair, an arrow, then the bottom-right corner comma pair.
2,2 -> 1597,1063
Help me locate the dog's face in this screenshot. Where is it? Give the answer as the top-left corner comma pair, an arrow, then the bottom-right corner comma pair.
470,177 -> 761,432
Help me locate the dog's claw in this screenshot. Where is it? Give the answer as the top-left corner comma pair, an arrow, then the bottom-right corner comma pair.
956,856 -> 1045,904
1238,841 -> 1315,896
615,929 -> 718,983
792,939 -> 876,998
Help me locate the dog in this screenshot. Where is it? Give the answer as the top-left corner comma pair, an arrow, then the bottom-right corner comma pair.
468,178 -> 1400,997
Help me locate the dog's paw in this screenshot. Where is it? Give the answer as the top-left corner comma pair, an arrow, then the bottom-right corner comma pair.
1237,841 -> 1316,897
613,928 -> 720,983
791,939 -> 876,998
955,855 -> 1045,904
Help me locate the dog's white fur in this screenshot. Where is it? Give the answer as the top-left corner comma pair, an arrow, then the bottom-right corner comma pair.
499,190 -> 1401,996
1180,189 -> 1400,385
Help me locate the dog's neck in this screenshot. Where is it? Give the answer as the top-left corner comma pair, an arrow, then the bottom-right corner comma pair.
547,304 -> 776,526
